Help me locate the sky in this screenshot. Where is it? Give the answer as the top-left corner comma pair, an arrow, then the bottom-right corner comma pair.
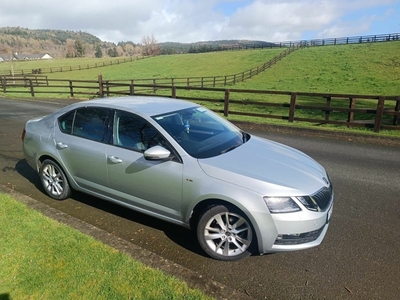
0,0 -> 399,44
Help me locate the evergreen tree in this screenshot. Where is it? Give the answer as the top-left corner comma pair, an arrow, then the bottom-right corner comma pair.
74,38 -> 85,57
94,44 -> 102,58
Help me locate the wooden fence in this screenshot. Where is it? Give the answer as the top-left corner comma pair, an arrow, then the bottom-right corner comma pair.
1,33 -> 398,77
1,76 -> 399,133
0,56 -> 143,77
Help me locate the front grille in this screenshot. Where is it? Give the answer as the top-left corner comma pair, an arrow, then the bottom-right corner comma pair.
311,185 -> 333,211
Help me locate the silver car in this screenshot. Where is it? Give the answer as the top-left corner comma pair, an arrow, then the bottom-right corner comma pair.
22,96 -> 334,261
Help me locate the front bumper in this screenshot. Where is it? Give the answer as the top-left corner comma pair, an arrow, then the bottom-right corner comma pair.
269,202 -> 333,252
253,201 -> 333,254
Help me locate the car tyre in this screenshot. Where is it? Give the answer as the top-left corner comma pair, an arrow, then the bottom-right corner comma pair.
197,204 -> 254,261
39,159 -> 71,200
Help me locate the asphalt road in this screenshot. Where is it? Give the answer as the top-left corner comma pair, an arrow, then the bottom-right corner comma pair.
1,97 -> 400,299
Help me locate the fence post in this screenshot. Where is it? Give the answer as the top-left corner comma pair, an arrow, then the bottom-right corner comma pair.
374,96 -> 385,132
325,96 -> 332,121
98,74 -> 103,97
393,97 -> 400,126
347,98 -> 356,127
172,86 -> 177,98
69,80 -> 74,97
129,80 -> 134,95
289,93 -> 297,122
106,81 -> 110,97
224,89 -> 230,117
2,76 -> 6,93
153,79 -> 156,93
29,79 -> 35,97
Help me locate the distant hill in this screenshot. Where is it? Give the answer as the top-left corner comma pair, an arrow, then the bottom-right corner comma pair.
0,27 -> 140,58
0,27 -> 274,58
0,27 -> 101,44
160,40 -> 278,54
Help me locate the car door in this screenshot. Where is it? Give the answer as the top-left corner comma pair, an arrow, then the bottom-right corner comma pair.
106,110 -> 184,221
55,107 -> 111,193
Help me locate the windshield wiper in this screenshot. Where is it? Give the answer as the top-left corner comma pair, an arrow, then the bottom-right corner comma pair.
220,143 -> 242,154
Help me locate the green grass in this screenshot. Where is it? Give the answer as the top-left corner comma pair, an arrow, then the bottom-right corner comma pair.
1,42 -> 399,136
0,193 -> 211,300
0,49 -> 283,80
0,57 -> 138,76
234,42 -> 400,95
1,42 -> 398,95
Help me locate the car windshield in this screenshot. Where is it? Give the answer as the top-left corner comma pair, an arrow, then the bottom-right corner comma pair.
153,106 -> 249,159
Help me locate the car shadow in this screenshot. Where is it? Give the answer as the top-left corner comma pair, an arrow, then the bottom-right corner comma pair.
71,188 -> 207,257
15,159 -> 42,188
15,159 -> 208,258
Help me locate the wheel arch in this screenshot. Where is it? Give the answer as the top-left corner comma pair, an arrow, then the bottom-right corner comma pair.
38,154 -> 62,170
37,154 -> 76,188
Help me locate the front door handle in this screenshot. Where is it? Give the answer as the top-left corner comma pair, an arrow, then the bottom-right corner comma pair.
108,155 -> 123,164
56,142 -> 68,149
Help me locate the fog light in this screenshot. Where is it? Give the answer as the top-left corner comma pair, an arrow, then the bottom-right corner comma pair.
274,226 -> 325,245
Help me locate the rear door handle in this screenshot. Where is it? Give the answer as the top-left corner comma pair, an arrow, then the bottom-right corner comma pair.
108,155 -> 123,164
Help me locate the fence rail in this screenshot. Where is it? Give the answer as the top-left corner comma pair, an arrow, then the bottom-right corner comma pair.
281,33 -> 400,47
1,76 -> 399,133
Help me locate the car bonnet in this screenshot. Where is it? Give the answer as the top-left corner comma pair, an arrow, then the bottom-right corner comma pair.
197,136 -> 329,197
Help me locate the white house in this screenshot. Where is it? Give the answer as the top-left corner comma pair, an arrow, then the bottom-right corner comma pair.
3,53 -> 54,61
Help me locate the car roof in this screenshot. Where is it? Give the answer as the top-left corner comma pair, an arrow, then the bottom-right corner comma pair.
74,96 -> 198,116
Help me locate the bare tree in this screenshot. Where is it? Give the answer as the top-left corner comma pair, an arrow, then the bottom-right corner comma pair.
141,34 -> 161,56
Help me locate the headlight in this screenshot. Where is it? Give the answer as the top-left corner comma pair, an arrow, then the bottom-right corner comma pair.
264,197 -> 301,213
296,196 -> 319,212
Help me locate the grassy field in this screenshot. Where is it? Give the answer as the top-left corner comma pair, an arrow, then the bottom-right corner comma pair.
1,42 -> 399,94
0,49 -> 283,80
232,42 -> 400,95
0,193 -> 211,300
1,41 -> 399,136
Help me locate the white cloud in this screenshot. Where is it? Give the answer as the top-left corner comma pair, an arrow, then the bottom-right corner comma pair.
0,0 -> 398,43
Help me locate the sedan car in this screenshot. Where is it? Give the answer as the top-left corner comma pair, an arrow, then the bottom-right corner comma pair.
22,96 -> 333,261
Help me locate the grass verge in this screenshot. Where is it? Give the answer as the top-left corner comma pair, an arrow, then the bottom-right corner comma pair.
0,193 -> 211,300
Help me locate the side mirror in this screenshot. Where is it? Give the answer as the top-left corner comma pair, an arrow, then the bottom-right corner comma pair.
144,146 -> 171,161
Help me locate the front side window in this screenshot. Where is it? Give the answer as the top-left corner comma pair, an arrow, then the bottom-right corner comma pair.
113,110 -> 169,152
153,106 -> 248,159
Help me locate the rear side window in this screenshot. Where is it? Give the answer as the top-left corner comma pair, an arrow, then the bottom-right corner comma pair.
58,110 -> 75,134
58,107 -> 110,142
